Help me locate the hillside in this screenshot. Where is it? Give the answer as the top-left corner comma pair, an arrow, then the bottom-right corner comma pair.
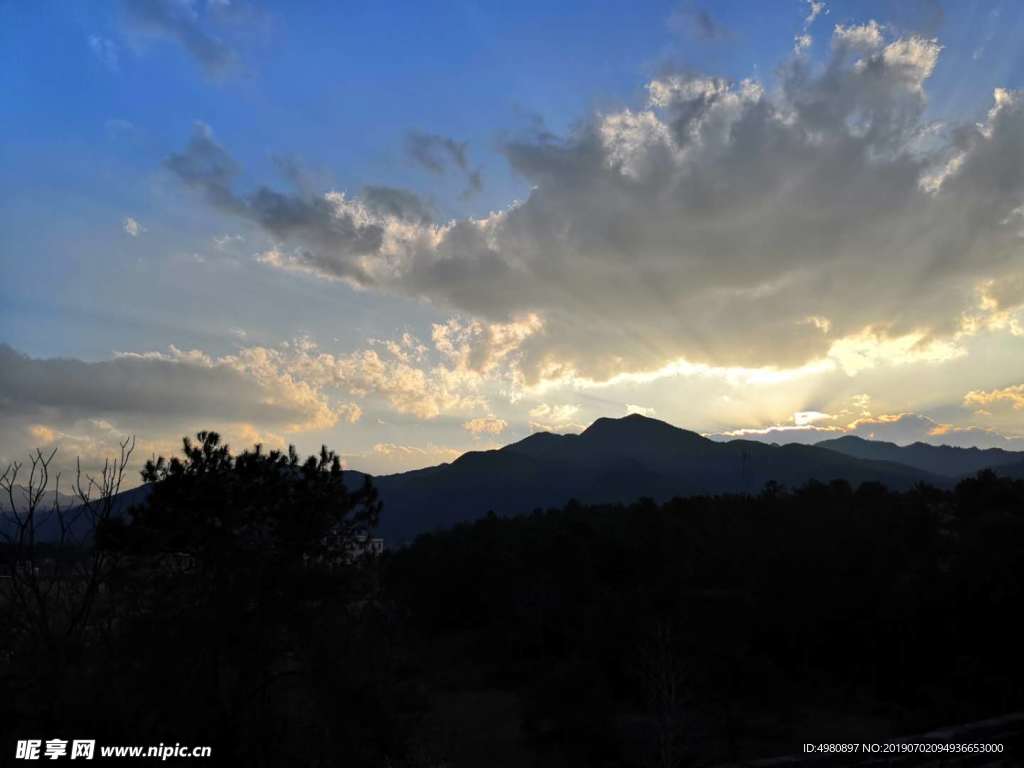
372,415 -> 945,543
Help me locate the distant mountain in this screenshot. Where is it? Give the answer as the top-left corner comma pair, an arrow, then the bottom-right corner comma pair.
372,415 -> 947,543
0,485 -> 80,516
22,416 -> 1019,547
815,435 -> 1023,478
1,484 -> 151,544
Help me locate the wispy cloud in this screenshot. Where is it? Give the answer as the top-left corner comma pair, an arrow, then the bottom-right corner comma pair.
406,131 -> 483,197
89,35 -> 120,71
119,0 -> 241,77
669,5 -> 730,41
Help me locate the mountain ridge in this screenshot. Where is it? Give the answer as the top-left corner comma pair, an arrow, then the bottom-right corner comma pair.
371,414 -> 956,543
13,415 -> 1022,545
814,434 -> 1023,477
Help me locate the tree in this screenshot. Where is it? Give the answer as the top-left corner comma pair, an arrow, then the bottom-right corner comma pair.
91,432 -> 388,765
1,437 -> 135,727
105,430 -> 380,565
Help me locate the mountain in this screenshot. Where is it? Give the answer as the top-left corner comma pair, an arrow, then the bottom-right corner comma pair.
815,435 -> 1023,478
21,416 -> 1006,547
1,484 -> 151,544
371,415 -> 947,543
0,485 -> 80,516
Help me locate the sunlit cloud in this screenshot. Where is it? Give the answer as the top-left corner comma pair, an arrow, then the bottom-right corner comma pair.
463,417 -> 508,436
625,404 -> 656,417
167,25 -> 1024,387
123,216 -> 143,237
964,383 -> 1024,411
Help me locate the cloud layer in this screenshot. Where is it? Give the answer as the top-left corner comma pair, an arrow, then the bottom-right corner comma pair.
165,21 -> 1024,388
0,342 -> 365,470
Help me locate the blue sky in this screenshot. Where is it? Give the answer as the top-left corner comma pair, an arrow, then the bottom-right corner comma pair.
3,0 -> 1024,474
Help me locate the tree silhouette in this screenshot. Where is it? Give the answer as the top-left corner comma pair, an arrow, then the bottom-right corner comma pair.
104,430 -> 380,564
91,432 -> 389,764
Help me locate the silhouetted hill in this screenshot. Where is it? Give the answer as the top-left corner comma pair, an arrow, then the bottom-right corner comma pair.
0,485 -> 79,516
1,484 -> 151,543
32,417 -> 1013,546
816,434 -> 1023,477
373,415 -> 947,543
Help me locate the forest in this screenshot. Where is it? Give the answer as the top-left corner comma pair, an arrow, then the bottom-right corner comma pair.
2,433 -> 1023,766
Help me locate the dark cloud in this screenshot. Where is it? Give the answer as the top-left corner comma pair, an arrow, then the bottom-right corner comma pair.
669,6 -> 729,41
461,170 -> 483,199
120,0 -> 238,77
890,0 -> 945,37
362,186 -> 434,225
406,132 -> 468,173
165,124 -> 384,283
0,344 -> 310,426
164,122 -> 239,208
406,131 -> 483,197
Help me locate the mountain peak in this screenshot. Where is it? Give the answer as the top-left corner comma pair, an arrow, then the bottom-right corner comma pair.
583,413 -> 701,438
579,414 -> 710,454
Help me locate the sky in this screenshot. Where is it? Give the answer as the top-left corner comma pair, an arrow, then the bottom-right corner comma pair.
2,0 -> 1024,477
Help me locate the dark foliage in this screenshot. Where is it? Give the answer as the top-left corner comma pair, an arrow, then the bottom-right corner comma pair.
382,473 -> 1024,765
101,430 -> 379,560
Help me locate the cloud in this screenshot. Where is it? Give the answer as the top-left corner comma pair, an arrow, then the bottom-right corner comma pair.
167,123 -> 386,284
213,233 -> 243,249
794,0 -> 826,52
528,403 -> 583,433
1,328 -> 525,476
804,0 -> 827,28
406,131 -> 483,197
406,132 -> 468,174
964,384 -> 1024,411
714,403 -> 1024,450
362,185 -> 435,225
846,412 -> 1024,450
826,329 -> 964,375
89,35 -> 120,70
367,442 -> 463,471
123,216 -> 143,237
794,410 -> 831,426
625,404 -> 656,417
332,318 -> 540,419
170,326 -> 526,424
0,342 -> 360,446
669,6 -> 729,41
463,417 -> 508,435
120,0 -> 239,77
167,20 -> 1024,390
0,342 -> 362,478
